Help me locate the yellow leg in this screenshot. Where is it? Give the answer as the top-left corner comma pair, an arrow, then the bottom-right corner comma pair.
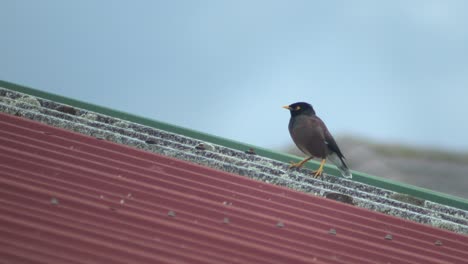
289,157 -> 312,169
312,159 -> 326,178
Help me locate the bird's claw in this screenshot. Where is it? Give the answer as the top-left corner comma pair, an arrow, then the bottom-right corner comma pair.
312,170 -> 323,178
312,169 -> 324,178
289,161 -> 303,169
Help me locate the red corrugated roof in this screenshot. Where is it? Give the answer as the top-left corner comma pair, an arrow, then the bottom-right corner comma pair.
1,112 -> 467,264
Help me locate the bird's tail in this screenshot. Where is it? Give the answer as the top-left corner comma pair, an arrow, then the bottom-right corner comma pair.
328,153 -> 352,178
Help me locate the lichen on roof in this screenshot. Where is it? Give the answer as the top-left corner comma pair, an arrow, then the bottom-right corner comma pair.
1,86 -> 468,235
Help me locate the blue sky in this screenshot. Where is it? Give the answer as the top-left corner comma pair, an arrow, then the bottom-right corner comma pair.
2,0 -> 468,151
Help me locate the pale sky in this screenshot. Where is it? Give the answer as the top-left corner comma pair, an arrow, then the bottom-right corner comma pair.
2,0 -> 468,151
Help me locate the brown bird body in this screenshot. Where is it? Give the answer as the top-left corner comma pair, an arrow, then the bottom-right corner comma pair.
289,114 -> 327,158
284,102 -> 352,178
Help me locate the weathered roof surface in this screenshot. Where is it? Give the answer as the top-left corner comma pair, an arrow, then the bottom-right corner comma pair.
2,79 -> 468,212
1,112 -> 468,264
1,85 -> 468,236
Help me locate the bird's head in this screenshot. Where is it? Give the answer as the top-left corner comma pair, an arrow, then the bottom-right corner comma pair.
282,102 -> 315,117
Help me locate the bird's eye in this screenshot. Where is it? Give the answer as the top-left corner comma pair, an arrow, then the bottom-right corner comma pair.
295,106 -> 301,111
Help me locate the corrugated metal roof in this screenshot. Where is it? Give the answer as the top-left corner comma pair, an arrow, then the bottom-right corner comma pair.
1,112 -> 468,264
1,85 -> 468,236
0,82 -> 468,263
2,79 -> 468,212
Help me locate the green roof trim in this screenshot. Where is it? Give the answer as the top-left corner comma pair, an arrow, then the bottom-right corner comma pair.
2,79 -> 468,211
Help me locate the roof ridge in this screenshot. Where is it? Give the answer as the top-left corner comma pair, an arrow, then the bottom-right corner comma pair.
1,86 -> 468,235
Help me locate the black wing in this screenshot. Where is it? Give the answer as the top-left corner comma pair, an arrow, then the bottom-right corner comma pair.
316,117 -> 346,159
324,129 -> 345,159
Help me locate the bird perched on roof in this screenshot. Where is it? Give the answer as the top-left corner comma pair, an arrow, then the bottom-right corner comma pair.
283,102 -> 352,178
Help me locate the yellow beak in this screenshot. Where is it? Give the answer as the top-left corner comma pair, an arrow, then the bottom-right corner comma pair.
282,105 -> 291,110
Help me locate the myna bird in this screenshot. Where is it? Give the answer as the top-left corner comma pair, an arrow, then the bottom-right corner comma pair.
283,102 -> 352,178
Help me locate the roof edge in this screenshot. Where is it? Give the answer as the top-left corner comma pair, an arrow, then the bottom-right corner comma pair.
2,79 -> 468,211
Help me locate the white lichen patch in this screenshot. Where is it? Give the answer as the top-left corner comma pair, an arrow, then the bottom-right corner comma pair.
113,120 -> 132,129
80,112 -> 98,121
16,95 -> 41,107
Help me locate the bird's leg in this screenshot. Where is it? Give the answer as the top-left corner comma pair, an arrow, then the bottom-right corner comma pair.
312,159 -> 326,178
289,157 -> 312,169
